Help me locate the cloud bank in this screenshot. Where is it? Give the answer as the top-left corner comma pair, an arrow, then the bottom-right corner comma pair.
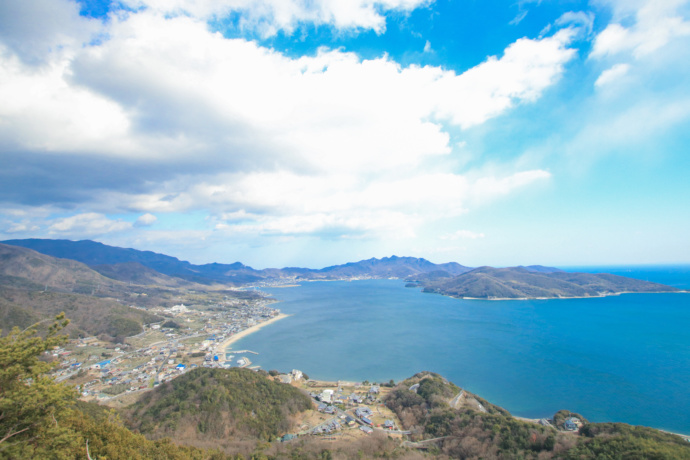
0,0 -> 575,247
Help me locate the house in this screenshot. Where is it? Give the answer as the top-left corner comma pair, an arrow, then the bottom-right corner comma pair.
564,417 -> 581,431
384,420 -> 395,429
278,374 -> 293,384
369,385 -> 380,394
291,369 -> 303,380
176,364 -> 186,372
359,426 -> 373,434
93,360 -> 111,369
361,417 -> 373,426
355,407 -> 373,418
350,393 -> 363,404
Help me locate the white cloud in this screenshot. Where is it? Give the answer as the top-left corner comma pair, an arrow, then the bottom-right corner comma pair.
594,63 -> 630,87
591,0 -> 690,59
423,40 -> 432,52
4,222 -> 40,234
119,0 -> 431,36
135,213 -> 158,227
99,168 -> 550,239
0,0 -> 573,244
0,8 -> 577,170
48,213 -> 132,236
555,11 -> 594,37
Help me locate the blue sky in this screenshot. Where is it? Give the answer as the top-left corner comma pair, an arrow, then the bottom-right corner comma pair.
0,0 -> 689,268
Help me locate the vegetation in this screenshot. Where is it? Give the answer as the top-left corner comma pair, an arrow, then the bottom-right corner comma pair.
384,372 -> 690,459
562,423 -> 690,459
0,314 -> 226,459
553,409 -> 588,429
422,266 -> 678,299
126,367 -> 312,455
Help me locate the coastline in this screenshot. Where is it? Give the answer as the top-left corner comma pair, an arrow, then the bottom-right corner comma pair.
216,313 -> 291,353
443,290 -> 687,301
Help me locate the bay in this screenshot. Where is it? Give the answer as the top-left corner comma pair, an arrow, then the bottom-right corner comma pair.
232,267 -> 690,434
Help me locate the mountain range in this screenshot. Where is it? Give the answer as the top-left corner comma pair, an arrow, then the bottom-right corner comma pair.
1,239 -> 680,300
2,239 -> 472,284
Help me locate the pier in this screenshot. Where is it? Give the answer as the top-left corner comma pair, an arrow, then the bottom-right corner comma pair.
229,349 -> 259,355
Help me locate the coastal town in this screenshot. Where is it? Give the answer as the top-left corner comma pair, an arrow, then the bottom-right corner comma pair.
51,293 -> 283,403
49,291 -> 412,441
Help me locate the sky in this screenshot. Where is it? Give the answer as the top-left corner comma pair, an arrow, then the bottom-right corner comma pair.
0,0 -> 689,269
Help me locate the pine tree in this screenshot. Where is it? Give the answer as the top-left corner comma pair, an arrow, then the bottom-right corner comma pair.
0,313 -> 78,458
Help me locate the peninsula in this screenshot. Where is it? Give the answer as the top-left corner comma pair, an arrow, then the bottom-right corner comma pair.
414,265 -> 680,300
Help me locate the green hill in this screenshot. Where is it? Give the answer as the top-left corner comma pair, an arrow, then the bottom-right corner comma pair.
422,266 -> 679,299
384,372 -> 690,459
125,367 -> 313,454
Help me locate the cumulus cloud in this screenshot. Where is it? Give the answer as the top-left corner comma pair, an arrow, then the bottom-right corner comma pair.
135,213 -> 158,227
591,0 -> 690,59
0,0 -> 574,244
119,0 -> 431,36
48,213 -> 132,236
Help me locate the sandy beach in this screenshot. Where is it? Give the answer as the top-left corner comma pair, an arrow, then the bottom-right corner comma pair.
215,313 -> 290,353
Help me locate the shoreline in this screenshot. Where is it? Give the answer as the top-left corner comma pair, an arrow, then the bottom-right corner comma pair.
215,313 -> 291,353
441,290 -> 687,301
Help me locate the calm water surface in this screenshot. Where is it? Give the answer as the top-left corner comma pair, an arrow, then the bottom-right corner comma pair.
232,267 -> 690,434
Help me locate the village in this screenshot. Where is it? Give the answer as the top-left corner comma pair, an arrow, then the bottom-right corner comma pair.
280,375 -> 407,442
47,291 -> 410,441
50,295 -> 281,403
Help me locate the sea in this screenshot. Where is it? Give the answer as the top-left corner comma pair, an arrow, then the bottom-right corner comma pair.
230,265 -> 690,434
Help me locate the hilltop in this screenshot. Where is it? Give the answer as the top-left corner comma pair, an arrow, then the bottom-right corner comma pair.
125,367 -> 313,456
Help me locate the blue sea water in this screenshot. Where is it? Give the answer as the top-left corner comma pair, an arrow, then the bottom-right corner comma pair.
232,266 -> 690,434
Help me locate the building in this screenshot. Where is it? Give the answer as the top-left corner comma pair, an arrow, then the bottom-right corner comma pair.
92,359 -> 111,369
564,417 -> 581,431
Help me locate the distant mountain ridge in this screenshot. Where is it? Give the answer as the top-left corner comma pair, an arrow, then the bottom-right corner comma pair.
2,239 -> 472,285
1,239 -> 680,299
